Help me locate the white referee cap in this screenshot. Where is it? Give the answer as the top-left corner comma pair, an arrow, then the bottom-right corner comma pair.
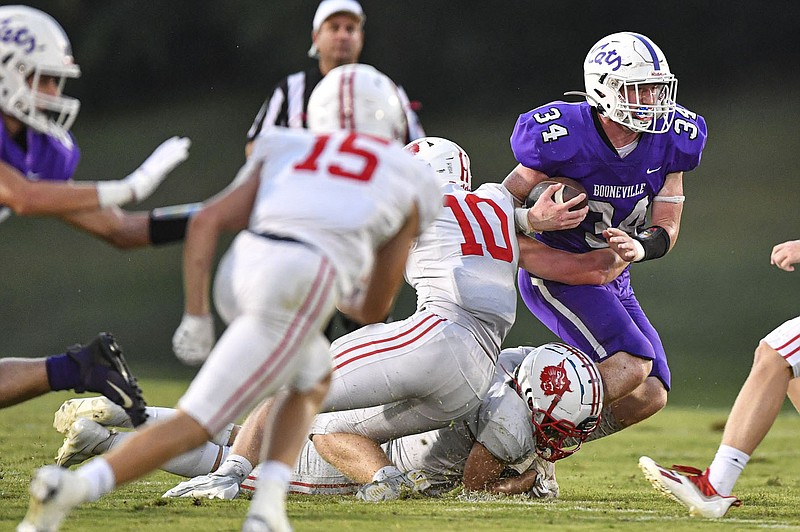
308,0 -> 365,58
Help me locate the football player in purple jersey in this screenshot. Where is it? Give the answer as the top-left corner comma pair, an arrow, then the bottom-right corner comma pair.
505,32 -> 708,443
0,6 -> 191,423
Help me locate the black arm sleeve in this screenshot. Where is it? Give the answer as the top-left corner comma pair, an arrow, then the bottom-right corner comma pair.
632,226 -> 671,261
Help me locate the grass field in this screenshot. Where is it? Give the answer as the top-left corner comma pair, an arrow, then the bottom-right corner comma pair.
1,379 -> 798,531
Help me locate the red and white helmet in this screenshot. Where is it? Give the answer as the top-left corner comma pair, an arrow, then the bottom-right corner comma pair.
580,32 -> 677,134
404,137 -> 472,191
307,63 -> 407,142
0,5 -> 81,145
514,342 -> 604,461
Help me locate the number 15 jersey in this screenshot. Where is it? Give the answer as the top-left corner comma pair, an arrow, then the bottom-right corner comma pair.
248,128 -> 442,301
406,182 -> 519,357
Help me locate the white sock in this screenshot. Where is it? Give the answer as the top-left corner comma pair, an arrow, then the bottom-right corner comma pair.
259,460 -> 292,489
215,454 -> 255,483
76,457 -> 116,502
372,465 -> 402,483
162,442 -> 228,477
708,444 -> 749,496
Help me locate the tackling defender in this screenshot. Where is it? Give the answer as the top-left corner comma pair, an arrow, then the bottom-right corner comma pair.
0,5 -> 190,422
506,31 -> 708,441
639,238 -> 800,518
19,63 -> 442,532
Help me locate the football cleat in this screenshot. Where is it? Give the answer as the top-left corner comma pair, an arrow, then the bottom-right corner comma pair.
55,418 -> 116,467
162,472 -> 241,500
18,465 -> 88,532
639,456 -> 742,518
67,332 -> 148,427
529,455 -> 560,499
355,469 -> 431,502
53,396 -> 132,434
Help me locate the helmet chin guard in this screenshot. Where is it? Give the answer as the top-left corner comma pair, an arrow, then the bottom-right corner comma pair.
0,5 -> 81,146
513,343 -> 604,462
576,32 -> 677,134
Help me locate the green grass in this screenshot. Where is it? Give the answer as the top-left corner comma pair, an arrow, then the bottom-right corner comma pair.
1,380 -> 799,531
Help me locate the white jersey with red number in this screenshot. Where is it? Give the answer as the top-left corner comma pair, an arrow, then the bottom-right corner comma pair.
248,128 -> 441,299
406,182 -> 519,355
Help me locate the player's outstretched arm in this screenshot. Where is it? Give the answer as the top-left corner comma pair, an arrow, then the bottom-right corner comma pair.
462,442 -> 539,495
173,160 -> 260,366
519,236 -> 627,285
771,239 -> 800,272
0,137 -> 190,217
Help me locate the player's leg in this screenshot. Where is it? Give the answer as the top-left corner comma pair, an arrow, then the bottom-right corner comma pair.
162,397 -> 273,499
311,403 -> 438,500
520,274 -> 661,406
639,317 -> 800,518
0,358 -> 50,407
1,333 -> 146,426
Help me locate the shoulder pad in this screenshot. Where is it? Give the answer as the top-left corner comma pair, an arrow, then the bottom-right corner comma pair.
510,102 -> 588,172
665,105 -> 708,173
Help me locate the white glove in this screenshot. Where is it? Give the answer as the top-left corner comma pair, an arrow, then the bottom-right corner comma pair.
97,136 -> 191,207
172,313 -> 215,366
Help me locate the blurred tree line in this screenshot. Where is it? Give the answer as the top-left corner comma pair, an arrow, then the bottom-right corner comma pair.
4,1 -> 800,407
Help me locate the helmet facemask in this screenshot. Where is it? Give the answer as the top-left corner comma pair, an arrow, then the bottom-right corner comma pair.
531,402 -> 600,462
512,342 -> 605,463
575,32 -> 678,134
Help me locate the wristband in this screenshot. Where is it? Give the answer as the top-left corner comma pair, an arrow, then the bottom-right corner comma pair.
632,226 -> 671,262
148,202 -> 202,245
514,207 -> 534,234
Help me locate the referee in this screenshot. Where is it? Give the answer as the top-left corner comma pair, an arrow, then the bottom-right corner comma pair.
245,0 -> 425,340
245,0 -> 425,157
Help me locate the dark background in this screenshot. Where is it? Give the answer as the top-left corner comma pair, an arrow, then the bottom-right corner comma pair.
4,1 -> 800,408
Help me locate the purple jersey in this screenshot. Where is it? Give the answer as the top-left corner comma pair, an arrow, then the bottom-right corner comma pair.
511,101 -> 706,253
511,101 -> 707,390
0,121 -> 79,182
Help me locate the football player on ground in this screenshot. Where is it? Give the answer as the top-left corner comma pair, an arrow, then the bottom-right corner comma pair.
0,6 -> 190,423
639,238 -> 800,518
19,63 -> 442,532
506,32 -> 708,443
54,343 -> 603,500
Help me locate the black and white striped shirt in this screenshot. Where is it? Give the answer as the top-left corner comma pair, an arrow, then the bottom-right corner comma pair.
246,67 -> 425,143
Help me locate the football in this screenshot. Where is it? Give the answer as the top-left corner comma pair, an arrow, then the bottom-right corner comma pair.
525,177 -> 588,211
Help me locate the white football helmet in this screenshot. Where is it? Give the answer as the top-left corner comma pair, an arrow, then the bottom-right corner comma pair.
404,137 -> 472,191
577,32 -> 677,134
0,5 -> 81,145
514,342 -> 604,461
307,63 -> 407,142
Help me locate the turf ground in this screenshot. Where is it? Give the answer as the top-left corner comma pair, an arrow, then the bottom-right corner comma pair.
1,379 -> 798,531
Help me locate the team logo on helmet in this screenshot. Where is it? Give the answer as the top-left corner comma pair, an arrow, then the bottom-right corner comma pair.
539,359 -> 572,398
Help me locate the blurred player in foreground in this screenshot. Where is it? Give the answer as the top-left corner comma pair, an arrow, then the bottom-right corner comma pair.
54,343 -> 603,500
19,63 -> 441,532
0,5 -> 189,423
640,238 -> 800,518
506,31 -> 708,444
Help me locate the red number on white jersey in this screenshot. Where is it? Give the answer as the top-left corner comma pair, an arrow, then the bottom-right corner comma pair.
294,133 -> 388,182
444,193 -> 513,262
